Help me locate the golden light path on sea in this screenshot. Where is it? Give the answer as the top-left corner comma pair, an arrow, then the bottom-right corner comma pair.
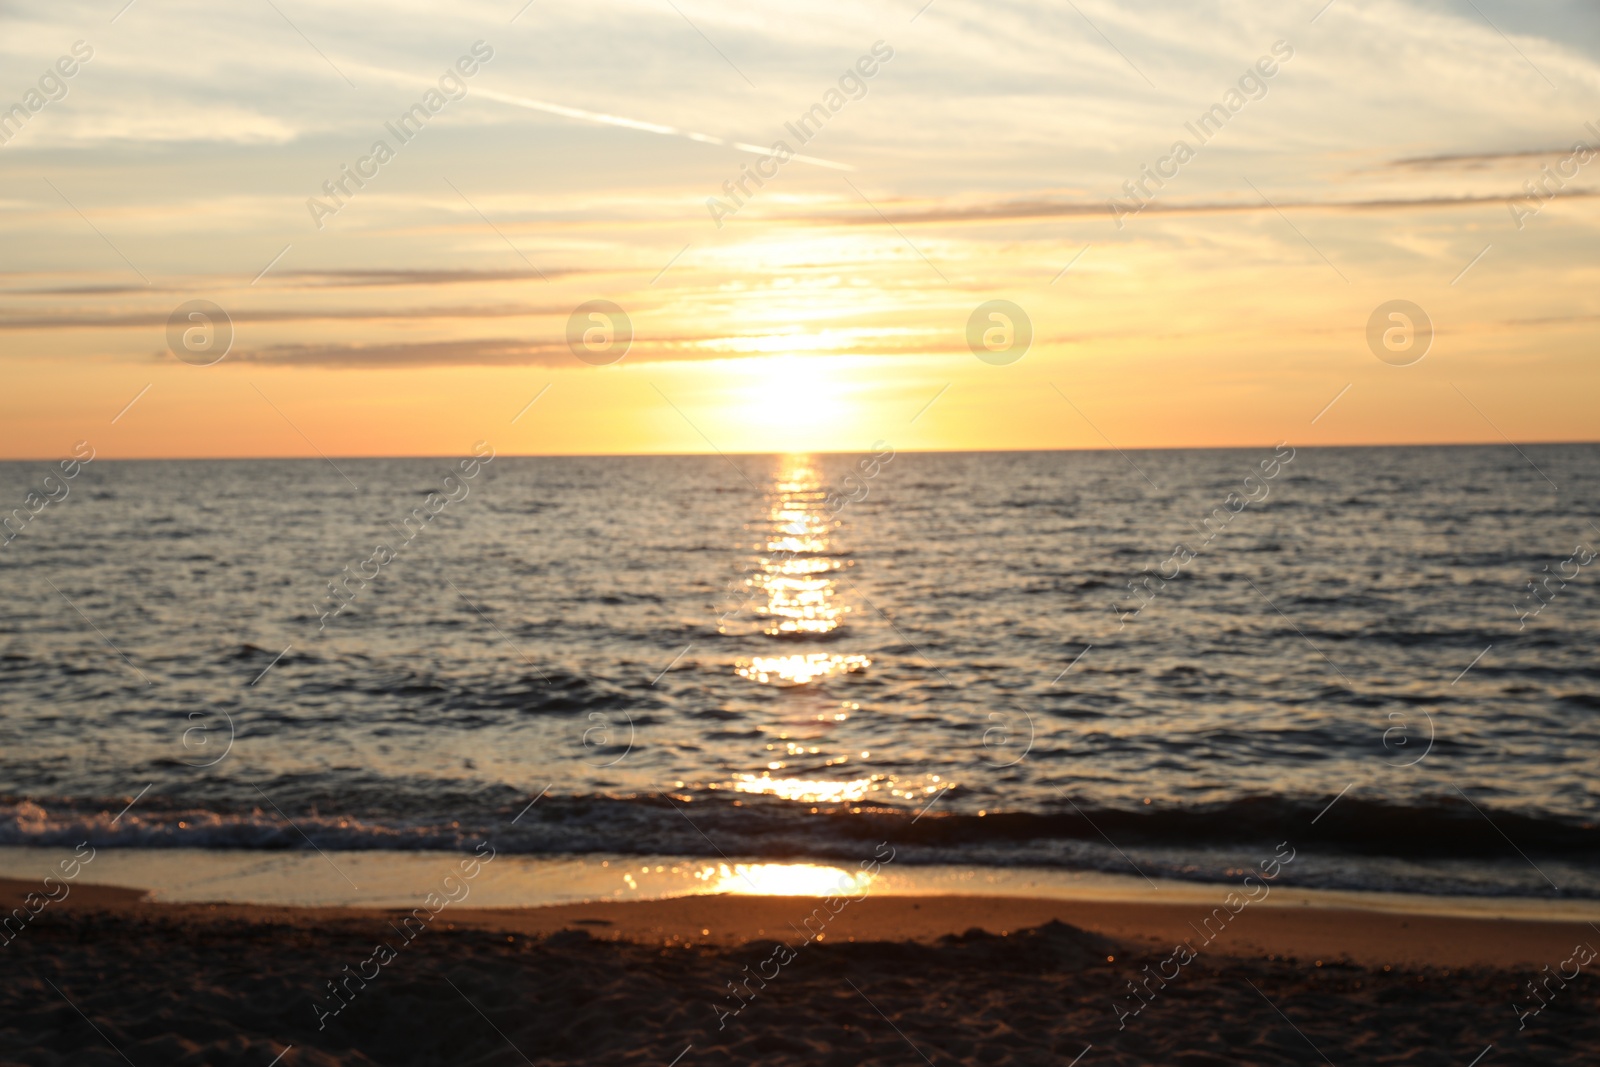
757,459 -> 846,636
731,774 -> 875,804
708,456 -> 952,816
695,862 -> 872,897
734,653 -> 871,685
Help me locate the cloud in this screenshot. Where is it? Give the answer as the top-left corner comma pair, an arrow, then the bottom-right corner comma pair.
3,270 -> 586,300
10,284 -> 181,296
279,269 -> 579,287
207,332 -> 976,368
1388,148 -> 1593,170
223,338 -> 572,368
0,304 -> 573,330
464,83 -> 854,172
792,189 -> 1600,226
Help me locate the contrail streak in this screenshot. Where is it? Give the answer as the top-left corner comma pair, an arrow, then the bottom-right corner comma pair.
348,61 -> 852,170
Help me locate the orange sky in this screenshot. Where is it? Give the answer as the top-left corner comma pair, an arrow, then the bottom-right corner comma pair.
2,0 -> 1596,458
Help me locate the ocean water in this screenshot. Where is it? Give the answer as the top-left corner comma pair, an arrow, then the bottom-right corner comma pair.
1,445 -> 1597,901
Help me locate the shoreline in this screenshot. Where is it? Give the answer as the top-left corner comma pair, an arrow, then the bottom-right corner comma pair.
3,845 -> 1596,925
5,877 -> 1597,1064
6,876 -> 1596,969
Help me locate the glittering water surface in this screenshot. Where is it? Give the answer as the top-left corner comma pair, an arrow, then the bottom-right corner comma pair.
1,446 -> 1597,899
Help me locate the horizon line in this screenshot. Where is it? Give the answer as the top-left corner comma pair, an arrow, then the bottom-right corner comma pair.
3,439 -> 1597,463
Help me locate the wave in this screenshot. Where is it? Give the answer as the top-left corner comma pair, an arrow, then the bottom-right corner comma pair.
5,791 -> 1594,867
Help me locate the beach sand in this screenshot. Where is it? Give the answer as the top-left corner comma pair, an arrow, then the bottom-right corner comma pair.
2,877 -> 1595,1066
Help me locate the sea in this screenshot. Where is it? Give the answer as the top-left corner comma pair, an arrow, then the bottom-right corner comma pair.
1,445 -> 1597,910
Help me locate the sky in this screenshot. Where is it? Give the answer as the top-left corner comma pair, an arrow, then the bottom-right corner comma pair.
0,0 -> 1596,458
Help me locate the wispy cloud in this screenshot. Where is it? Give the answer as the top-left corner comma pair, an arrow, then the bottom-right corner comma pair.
1387,147 -> 1590,169
277,269 -> 577,288
224,338 -> 573,367
794,189 -> 1600,226
0,304 -> 574,330
206,331 -> 984,368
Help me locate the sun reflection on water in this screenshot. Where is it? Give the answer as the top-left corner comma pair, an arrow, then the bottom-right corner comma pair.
694,861 -> 873,896
716,456 -> 945,810
735,653 -> 871,686
754,459 -> 848,637
732,774 -> 876,804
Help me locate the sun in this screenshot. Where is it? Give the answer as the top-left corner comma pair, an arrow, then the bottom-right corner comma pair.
721,354 -> 864,451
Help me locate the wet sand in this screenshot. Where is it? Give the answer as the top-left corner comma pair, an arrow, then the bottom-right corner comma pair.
2,878 -> 1596,1065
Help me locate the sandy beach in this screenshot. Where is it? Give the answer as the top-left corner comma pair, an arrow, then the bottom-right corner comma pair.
4,877 -> 1596,1066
